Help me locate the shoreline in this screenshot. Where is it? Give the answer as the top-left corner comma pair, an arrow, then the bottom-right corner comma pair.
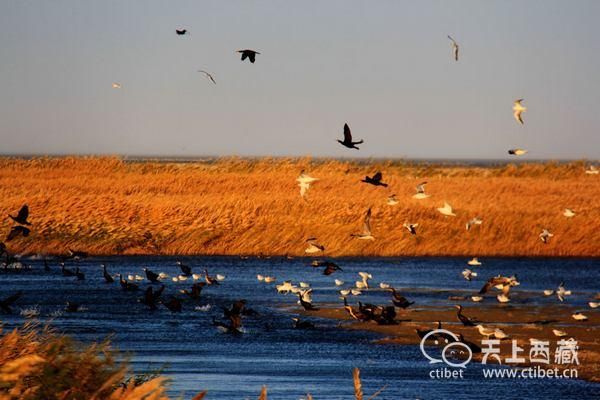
302,303 -> 600,383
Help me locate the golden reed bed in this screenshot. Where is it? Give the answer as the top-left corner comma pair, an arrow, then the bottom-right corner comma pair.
0,156 -> 598,257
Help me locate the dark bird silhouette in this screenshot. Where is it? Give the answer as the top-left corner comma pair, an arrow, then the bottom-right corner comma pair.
141,287 -> 158,310
180,282 -> 205,300
292,317 -> 315,329
337,123 -> 364,150
162,297 -> 182,312
175,29 -> 187,35
454,305 -> 478,326
204,269 -> 220,285
375,306 -> 397,325
237,49 -> 260,63
61,263 -> 76,277
119,274 -> 139,291
389,288 -> 414,309
456,334 -> 481,354
65,301 -> 80,313
8,205 -> 31,225
214,300 -> 246,334
298,289 -> 319,311
361,172 -> 388,187
176,260 -> 192,276
75,267 -> 85,281
43,258 -> 50,272
343,297 -> 370,321
6,226 -> 30,241
102,264 -> 114,283
0,291 -> 22,313
415,321 -> 442,340
144,267 -> 160,283
312,260 -> 343,275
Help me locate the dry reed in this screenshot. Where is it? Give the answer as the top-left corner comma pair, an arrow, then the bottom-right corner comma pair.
0,156 -> 598,257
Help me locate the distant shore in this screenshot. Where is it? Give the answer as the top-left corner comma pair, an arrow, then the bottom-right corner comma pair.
0,156 -> 598,257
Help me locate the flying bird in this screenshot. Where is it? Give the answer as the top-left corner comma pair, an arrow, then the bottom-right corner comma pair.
467,257 -> 482,266
337,123 -> 363,150
413,182 -> 430,199
9,205 -> 31,225
351,208 -> 375,240
198,70 -> 216,84
386,194 -> 399,206
466,217 -> 482,230
403,222 -> 418,235
296,171 -> 318,198
539,229 -> 554,244
111,82 -> 122,89
508,149 -> 528,156
447,35 -> 459,61
462,269 -> 478,281
175,29 -> 188,35
563,208 -> 575,218
513,99 -> 527,125
6,226 -> 30,241
361,172 -> 388,187
304,238 -> 325,254
237,49 -> 260,63
437,202 -> 456,217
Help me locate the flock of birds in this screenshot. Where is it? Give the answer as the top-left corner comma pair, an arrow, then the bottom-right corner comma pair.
1,30 -> 598,360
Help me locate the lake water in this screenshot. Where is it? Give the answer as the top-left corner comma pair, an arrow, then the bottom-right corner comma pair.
1,256 -> 599,399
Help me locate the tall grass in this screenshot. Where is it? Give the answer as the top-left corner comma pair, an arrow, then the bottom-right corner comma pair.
0,157 -> 598,257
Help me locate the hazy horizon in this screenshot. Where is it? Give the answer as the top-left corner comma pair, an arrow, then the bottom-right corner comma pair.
1,1 -> 600,159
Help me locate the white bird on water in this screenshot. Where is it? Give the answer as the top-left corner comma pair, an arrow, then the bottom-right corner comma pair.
296,171 -> 318,198
553,329 -> 568,337
471,296 -> 483,302
563,208 -> 575,218
467,257 -> 482,266
437,202 -> 456,217
497,294 -> 510,303
588,302 -> 599,309
543,290 -> 554,296
335,279 -> 345,286
572,312 -> 588,321
413,182 -> 430,199
513,99 -> 527,125
264,276 -> 276,283
257,274 -> 265,282
379,282 -> 391,289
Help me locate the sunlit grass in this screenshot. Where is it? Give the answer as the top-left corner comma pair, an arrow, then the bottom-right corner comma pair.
0,156 -> 597,257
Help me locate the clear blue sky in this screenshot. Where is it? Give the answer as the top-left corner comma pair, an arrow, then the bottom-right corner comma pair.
1,0 -> 599,159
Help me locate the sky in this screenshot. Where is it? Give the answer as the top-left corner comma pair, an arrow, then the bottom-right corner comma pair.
0,0 -> 599,160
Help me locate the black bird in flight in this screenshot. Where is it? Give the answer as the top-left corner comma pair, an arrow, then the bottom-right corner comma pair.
175,29 -> 188,35
6,226 -> 30,241
361,171 -> 388,187
337,123 -> 363,150
8,205 -> 31,225
237,49 -> 260,63
0,291 -> 22,314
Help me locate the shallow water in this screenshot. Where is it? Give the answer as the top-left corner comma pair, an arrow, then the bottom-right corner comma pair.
1,256 -> 599,399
